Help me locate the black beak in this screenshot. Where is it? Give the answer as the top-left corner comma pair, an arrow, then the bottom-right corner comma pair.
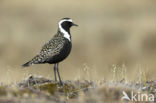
72,23 -> 78,26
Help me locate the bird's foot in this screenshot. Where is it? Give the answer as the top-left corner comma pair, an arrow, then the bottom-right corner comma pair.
59,81 -> 64,86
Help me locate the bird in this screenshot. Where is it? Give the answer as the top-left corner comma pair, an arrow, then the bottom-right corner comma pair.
22,17 -> 78,85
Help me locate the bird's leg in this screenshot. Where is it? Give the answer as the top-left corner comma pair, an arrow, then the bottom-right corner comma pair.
54,64 -> 57,82
56,63 -> 63,85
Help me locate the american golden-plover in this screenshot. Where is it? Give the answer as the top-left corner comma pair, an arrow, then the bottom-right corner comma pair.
22,18 -> 78,85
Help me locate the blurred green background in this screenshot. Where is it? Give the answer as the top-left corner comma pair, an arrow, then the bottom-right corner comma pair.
0,0 -> 156,84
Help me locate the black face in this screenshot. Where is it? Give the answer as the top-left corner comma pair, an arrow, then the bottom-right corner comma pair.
61,21 -> 73,32
61,20 -> 78,34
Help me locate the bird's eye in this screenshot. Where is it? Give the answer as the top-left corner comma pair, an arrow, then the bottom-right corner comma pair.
69,22 -> 73,25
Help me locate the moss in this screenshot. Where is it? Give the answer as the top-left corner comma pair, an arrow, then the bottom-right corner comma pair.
35,83 -> 57,95
57,82 -> 90,98
16,88 -> 34,97
57,83 -> 78,98
33,82 -> 88,98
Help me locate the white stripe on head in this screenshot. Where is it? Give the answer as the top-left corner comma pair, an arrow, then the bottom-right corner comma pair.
58,19 -> 72,41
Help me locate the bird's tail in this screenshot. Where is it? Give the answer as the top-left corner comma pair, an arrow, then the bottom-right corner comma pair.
22,55 -> 42,68
22,61 -> 31,67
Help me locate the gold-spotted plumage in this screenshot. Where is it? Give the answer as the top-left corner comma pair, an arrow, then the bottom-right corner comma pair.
22,18 -> 78,85
24,34 -> 66,65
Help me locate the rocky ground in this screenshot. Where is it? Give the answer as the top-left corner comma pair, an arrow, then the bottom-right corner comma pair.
0,75 -> 155,103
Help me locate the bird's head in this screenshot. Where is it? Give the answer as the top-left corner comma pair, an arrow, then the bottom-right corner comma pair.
58,18 -> 78,34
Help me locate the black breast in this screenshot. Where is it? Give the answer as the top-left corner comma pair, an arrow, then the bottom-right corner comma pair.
46,39 -> 72,64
